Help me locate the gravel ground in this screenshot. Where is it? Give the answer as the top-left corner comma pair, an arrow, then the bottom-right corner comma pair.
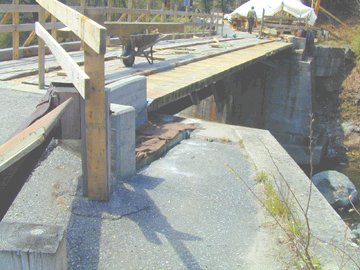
0,87 -> 42,144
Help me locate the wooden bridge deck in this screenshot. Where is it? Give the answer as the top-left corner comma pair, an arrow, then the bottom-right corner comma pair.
0,36 -> 292,113
146,41 -> 292,112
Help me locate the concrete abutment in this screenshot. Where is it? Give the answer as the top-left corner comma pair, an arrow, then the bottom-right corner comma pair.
180,46 -> 346,165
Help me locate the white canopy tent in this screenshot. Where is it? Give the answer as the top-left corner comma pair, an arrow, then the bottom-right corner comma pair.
228,0 -> 317,25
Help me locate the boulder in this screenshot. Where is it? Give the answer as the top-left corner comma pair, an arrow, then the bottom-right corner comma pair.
312,170 -> 359,209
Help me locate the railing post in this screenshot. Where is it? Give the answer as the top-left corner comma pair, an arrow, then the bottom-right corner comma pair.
260,8 -> 265,37
81,0 -> 87,14
173,4 -> 177,21
83,44 -> 110,200
161,2 -> 165,22
38,7 -> 45,89
127,0 -> 133,22
12,0 -> 20,60
146,0 -> 151,21
107,0 -> 113,21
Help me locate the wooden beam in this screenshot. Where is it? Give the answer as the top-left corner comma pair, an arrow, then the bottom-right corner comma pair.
118,12 -> 128,22
35,22 -> 90,98
0,4 -> 39,13
0,12 -> 12,25
105,22 -> 185,36
83,44 -> 110,201
135,13 -> 147,22
36,0 -> 107,54
12,0 -> 20,60
0,22 -> 64,33
0,98 -> 73,173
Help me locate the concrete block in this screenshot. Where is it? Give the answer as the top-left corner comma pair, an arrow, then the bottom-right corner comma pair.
0,222 -> 66,270
107,76 -> 147,128
290,37 -> 306,49
110,103 -> 136,182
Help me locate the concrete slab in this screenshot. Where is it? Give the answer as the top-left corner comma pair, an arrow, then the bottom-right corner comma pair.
3,118 -> 359,269
2,123 -> 290,270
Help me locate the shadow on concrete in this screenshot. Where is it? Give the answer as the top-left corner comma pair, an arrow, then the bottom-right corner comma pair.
126,175 -> 203,269
66,174 -> 202,269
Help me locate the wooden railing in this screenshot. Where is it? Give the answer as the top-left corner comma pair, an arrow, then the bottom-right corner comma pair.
36,0 -> 109,200
0,0 -> 223,60
262,15 -> 309,33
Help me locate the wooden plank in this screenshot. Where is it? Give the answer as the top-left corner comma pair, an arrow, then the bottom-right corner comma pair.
35,22 -> 90,99
83,44 -> 110,201
12,0 -> 20,60
105,22 -> 185,36
0,98 -> 73,173
0,22 -> 64,33
36,0 -> 107,54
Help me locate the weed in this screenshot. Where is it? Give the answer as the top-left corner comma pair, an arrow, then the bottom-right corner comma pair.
255,171 -> 269,183
264,181 -> 289,218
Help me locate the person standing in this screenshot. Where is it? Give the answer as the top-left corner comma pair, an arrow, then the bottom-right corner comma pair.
247,6 -> 257,34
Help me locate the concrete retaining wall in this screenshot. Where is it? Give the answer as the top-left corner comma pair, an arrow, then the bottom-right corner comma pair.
110,104 -> 136,182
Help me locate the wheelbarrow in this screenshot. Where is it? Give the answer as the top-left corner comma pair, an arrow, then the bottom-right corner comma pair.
119,33 -> 163,67
104,22 -> 185,67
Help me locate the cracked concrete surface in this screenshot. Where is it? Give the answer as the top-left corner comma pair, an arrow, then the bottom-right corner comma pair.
3,132 -> 289,269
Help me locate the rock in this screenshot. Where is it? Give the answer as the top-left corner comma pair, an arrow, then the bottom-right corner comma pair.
312,170 -> 359,209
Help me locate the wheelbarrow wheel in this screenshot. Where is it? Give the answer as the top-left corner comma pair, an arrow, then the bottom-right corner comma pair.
122,45 -> 135,67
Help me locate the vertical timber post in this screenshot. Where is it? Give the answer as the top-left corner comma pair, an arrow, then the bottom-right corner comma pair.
38,7 -> 45,89
83,44 -> 110,201
106,0 -> 113,45
127,0 -> 133,22
12,0 -> 20,60
51,15 -> 57,39
161,2 -> 165,22
107,0 -> 113,21
260,8 -> 265,37
146,0 -> 151,21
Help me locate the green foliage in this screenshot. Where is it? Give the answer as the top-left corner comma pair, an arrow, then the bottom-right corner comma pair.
0,33 -> 11,49
351,25 -> 360,58
264,181 -> 289,218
